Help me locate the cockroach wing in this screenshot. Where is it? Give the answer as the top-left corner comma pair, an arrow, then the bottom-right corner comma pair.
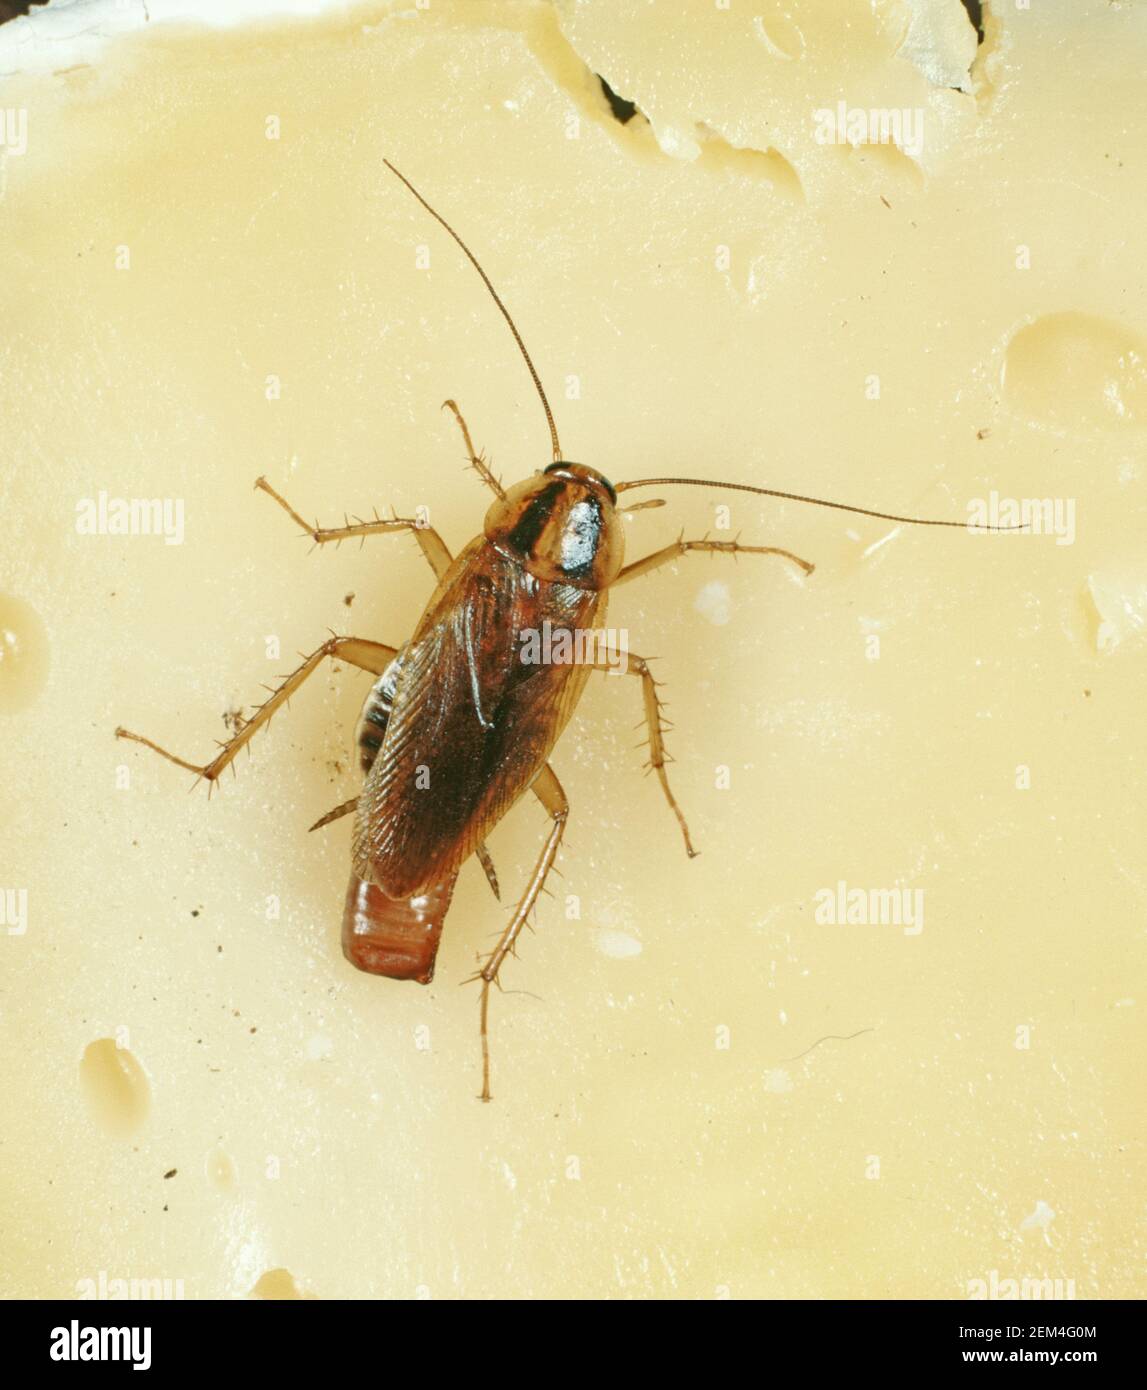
352,537 -> 604,899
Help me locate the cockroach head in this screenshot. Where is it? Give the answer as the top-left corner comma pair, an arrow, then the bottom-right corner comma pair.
484,462 -> 623,589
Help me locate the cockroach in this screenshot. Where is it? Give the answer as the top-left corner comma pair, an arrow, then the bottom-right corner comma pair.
117,160 -> 1018,1100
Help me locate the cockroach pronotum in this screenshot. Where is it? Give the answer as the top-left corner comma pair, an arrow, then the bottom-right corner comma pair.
117,160 -> 1018,1100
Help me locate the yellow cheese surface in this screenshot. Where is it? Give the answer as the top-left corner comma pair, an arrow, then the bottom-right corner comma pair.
1,0 -> 1144,1298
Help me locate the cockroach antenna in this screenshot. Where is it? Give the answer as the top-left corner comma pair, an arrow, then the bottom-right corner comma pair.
613,476 -> 1026,532
382,160 -> 1013,535
383,158 -> 563,464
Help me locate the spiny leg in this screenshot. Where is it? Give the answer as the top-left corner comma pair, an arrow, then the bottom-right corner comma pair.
254,475 -> 453,578
309,797 -> 359,832
441,398 -> 505,498
604,539 -> 812,848
614,534 -> 815,585
589,651 -> 697,858
474,843 -> 501,901
116,636 -> 398,785
473,764 -> 568,1102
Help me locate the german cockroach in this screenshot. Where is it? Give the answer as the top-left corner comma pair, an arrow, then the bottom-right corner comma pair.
117,160 -> 1017,1100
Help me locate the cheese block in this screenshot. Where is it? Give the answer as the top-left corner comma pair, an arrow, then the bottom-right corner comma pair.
0,0 -> 1143,1299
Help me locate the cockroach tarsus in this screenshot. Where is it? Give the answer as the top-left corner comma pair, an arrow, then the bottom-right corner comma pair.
116,159 -> 1021,1102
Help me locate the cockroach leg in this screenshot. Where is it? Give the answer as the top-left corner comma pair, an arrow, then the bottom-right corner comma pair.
254,476 -> 453,578
441,399 -> 505,499
473,763 -> 568,1102
475,842 -> 501,901
309,797 -> 359,832
597,538 -> 813,855
590,653 -> 698,858
116,636 -> 399,785
614,535 -> 815,585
